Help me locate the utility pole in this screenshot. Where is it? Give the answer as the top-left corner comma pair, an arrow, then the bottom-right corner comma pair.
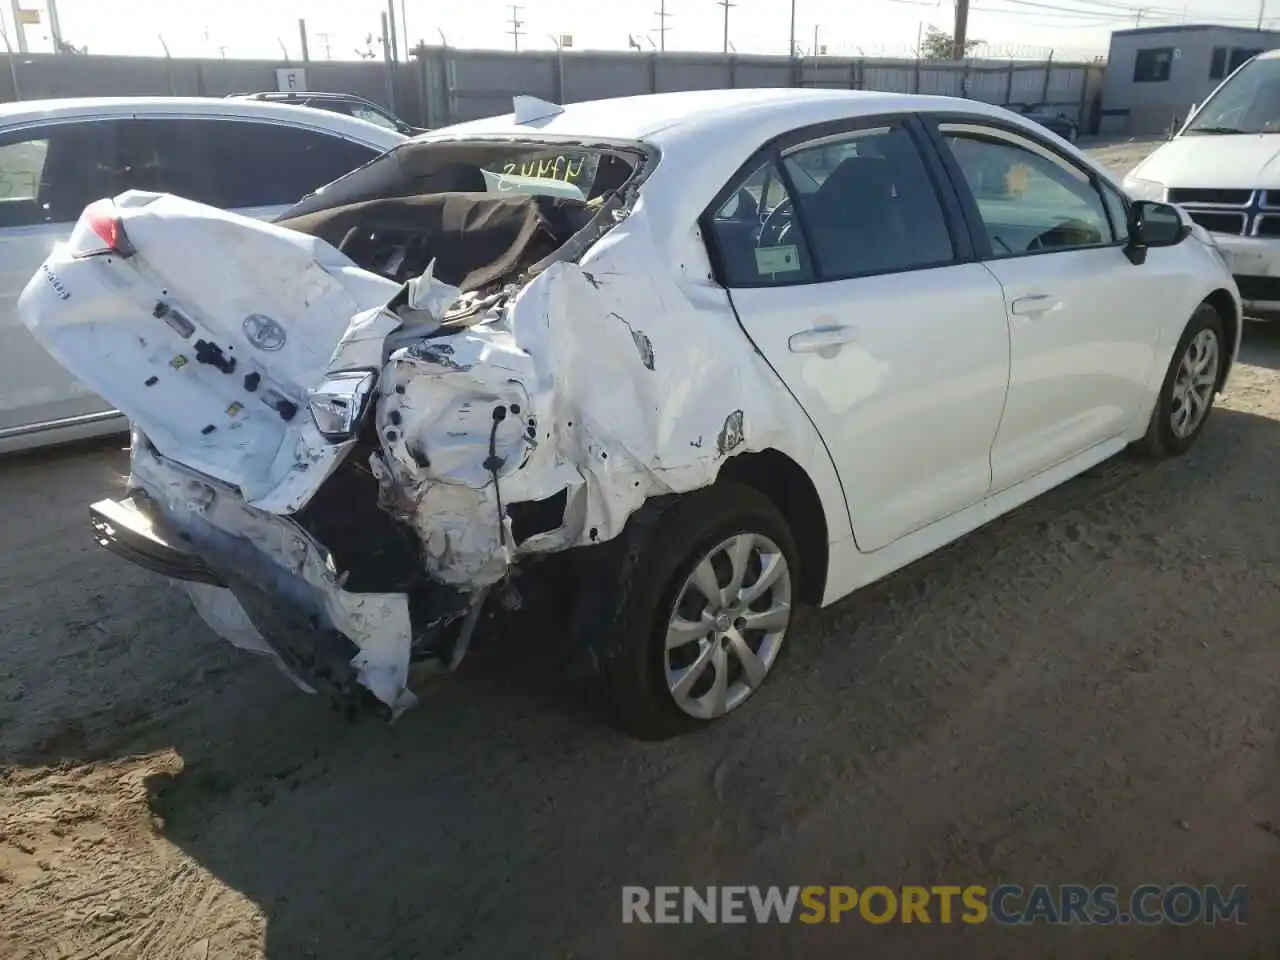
655,0 -> 671,52
46,0 -> 64,51
1257,0 -> 1266,29
298,19 -> 309,62
1135,7 -> 1146,26
716,0 -> 737,55
316,32 -> 333,59
813,24 -> 820,56
381,10 -> 396,112
507,4 -> 525,52
789,0 -> 797,57
401,0 -> 409,62
386,0 -> 399,61
8,0 -> 27,53
952,0 -> 970,59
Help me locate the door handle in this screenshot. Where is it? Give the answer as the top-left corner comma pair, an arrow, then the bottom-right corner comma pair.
1010,294 -> 1061,317
788,325 -> 858,354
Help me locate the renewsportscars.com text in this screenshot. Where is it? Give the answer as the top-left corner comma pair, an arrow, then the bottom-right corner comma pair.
621,884 -> 1248,925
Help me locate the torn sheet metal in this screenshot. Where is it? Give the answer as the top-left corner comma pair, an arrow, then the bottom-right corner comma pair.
371,218 -> 803,586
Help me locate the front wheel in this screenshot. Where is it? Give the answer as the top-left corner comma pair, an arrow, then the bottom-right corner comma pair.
602,482 -> 800,740
1135,301 -> 1226,459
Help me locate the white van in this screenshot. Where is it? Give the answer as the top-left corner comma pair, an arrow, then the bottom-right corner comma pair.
1124,48 -> 1280,318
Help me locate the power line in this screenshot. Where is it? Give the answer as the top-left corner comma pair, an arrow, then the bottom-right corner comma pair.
507,3 -> 524,52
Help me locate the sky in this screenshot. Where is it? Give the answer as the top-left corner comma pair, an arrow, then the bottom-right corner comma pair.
2,0 -> 1280,62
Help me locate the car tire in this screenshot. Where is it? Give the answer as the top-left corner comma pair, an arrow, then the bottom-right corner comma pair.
1135,301 -> 1226,459
602,481 -> 800,741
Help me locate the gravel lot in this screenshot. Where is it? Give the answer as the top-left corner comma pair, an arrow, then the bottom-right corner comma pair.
4,138 -> 1280,959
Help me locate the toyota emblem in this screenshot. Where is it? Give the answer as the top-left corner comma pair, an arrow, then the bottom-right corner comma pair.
242,314 -> 287,351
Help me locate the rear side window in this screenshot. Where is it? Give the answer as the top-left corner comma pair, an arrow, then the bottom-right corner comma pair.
115,118 -> 220,206
705,156 -> 816,287
704,121 -> 955,287
211,121 -> 381,208
348,104 -> 402,132
0,122 -> 120,227
116,118 -> 380,210
781,124 -> 955,280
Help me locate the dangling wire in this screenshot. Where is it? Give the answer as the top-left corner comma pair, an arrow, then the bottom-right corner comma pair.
484,405 -> 510,550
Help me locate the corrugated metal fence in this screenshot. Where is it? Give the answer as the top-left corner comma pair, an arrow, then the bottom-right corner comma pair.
0,49 -> 1105,131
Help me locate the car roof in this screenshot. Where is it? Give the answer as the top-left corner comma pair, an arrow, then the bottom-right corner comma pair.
424,88 -> 1019,148
237,91 -> 381,105
0,96 -> 407,146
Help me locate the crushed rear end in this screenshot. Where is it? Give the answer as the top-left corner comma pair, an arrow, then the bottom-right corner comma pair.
20,133 -> 796,718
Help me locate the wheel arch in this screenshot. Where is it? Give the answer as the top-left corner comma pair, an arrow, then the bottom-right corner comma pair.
716,448 -> 829,605
1203,287 -> 1240,388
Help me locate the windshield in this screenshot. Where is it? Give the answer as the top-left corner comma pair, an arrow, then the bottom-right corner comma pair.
1186,54 -> 1280,134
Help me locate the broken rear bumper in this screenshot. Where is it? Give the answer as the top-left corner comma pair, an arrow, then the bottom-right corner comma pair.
90,496 -> 226,586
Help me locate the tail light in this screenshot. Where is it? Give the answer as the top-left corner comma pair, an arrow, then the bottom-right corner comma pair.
69,199 -> 135,259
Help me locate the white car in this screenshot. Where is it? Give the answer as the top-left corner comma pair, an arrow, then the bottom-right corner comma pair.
0,96 -> 408,453
1124,48 -> 1280,319
20,89 -> 1239,739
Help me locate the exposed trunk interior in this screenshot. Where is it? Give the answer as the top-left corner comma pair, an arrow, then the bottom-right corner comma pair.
277,192 -> 596,291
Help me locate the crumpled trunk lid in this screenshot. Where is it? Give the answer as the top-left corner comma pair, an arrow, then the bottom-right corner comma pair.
19,192 -> 399,511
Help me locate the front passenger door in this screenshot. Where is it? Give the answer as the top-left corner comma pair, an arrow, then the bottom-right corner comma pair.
931,120 -> 1166,488
703,117 -> 1012,553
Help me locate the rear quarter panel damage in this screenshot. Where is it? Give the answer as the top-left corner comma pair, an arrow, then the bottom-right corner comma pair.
368,213 -> 837,589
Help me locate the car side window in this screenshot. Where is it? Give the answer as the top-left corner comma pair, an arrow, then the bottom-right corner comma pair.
1101,181 -> 1129,242
349,105 -> 401,132
705,156 -> 816,287
210,121 -> 381,208
115,119 -> 221,206
781,124 -> 955,279
0,122 -> 119,227
939,124 -> 1113,256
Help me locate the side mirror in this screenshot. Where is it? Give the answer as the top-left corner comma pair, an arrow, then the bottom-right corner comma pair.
1124,200 -> 1191,265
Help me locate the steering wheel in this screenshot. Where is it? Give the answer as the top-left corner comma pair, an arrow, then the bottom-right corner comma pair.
1027,218 -> 1095,252
758,198 -> 794,248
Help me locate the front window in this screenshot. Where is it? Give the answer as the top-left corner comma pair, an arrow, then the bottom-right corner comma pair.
940,124 -> 1115,255
1186,53 -> 1280,134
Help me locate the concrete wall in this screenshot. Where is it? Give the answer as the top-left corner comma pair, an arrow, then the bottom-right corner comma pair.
1101,25 -> 1280,135
0,49 -> 1104,131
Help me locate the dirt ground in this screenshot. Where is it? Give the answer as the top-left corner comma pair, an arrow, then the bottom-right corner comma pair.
4,138 -> 1280,959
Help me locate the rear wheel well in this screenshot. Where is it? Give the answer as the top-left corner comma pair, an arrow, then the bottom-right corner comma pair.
1204,287 -> 1239,388
717,450 -> 829,604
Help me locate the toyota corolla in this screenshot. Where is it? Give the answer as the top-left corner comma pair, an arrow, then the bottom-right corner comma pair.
19,89 -> 1239,739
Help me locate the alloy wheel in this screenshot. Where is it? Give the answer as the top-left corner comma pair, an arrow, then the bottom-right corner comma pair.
663,532 -> 793,720
1169,328 -> 1220,439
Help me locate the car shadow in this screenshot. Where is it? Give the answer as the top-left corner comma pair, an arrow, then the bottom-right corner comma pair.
1240,318 -> 1280,370
5,406 -> 1280,958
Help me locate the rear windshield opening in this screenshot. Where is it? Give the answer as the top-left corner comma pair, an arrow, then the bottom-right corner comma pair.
276,141 -> 639,292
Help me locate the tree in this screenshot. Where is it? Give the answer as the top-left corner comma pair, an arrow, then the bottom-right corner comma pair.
919,25 -> 982,60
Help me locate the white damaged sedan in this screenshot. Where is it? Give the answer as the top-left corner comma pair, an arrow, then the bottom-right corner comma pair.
20,90 -> 1239,738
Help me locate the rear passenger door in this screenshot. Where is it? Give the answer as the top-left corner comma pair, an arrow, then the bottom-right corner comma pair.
0,121 -> 122,435
702,115 -> 1012,553
119,117 -> 381,221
